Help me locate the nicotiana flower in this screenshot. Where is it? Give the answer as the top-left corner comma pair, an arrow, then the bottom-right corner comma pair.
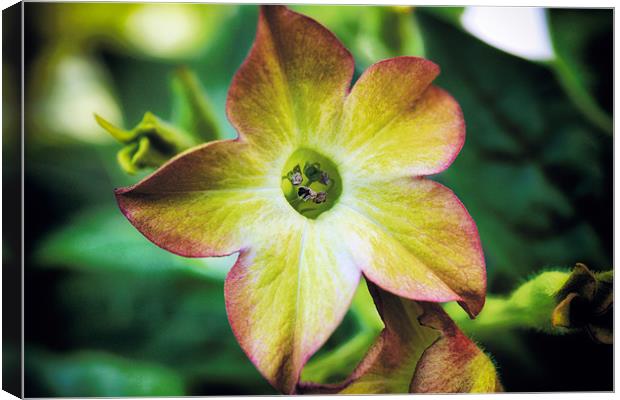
115,5 -> 486,393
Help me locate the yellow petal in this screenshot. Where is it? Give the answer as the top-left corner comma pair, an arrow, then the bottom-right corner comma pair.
225,217 -> 361,394
340,177 -> 486,317
337,57 -> 464,180
227,5 -> 354,155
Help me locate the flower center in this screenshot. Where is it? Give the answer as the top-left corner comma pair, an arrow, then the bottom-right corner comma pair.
281,148 -> 342,219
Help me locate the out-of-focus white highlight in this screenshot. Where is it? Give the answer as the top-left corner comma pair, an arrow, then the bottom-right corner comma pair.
124,4 -> 204,58
44,55 -> 122,143
461,7 -> 555,62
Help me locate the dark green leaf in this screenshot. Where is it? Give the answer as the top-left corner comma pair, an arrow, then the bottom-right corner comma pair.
26,350 -> 185,396
548,9 -> 612,134
291,5 -> 425,69
35,206 -> 235,280
418,13 -> 611,286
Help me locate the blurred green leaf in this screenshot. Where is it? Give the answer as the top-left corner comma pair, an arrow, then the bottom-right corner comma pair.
27,48 -> 123,145
27,350 -> 185,396
170,67 -> 222,141
103,6 -> 258,141
35,206 -> 235,280
548,9 -> 612,134
292,5 -> 425,69
420,6 -> 464,25
34,3 -> 239,61
43,272 -> 274,394
417,13 -> 611,286
33,206 -> 274,392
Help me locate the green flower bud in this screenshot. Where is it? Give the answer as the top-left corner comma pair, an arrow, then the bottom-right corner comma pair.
95,112 -> 196,174
552,263 -> 612,344
95,67 -> 221,175
445,263 -> 613,344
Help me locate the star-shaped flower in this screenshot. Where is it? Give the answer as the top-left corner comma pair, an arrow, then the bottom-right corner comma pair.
115,5 -> 485,394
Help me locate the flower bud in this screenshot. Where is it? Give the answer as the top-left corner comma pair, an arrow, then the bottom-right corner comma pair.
552,263 -> 613,344
95,112 -> 196,174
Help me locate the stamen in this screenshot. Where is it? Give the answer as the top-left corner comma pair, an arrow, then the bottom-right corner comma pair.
319,171 -> 330,185
297,186 -> 316,202
314,191 -> 327,204
287,165 -> 303,186
281,148 -> 342,219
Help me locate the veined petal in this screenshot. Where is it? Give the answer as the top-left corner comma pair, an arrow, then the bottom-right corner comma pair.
340,178 -> 485,317
299,284 -> 500,394
225,218 -> 361,394
338,285 -> 440,394
115,139 -> 283,257
410,301 -> 502,393
227,5 -> 354,153
331,205 -> 461,305
338,57 -> 464,179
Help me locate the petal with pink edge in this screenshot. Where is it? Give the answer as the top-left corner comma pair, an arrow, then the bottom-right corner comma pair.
410,301 -> 503,393
226,5 -> 354,153
337,57 -> 464,179
340,177 -> 486,317
299,283 -> 500,394
115,139 -> 284,257
225,217 -> 361,394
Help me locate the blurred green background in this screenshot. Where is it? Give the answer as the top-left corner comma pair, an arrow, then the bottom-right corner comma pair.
17,4 -> 611,396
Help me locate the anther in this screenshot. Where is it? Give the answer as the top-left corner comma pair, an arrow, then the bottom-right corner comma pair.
287,165 -> 303,185
314,192 -> 327,204
297,186 -> 316,202
281,149 -> 341,218
319,171 -> 330,185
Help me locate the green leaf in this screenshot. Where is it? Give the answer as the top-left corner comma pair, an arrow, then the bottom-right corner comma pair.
548,9 -> 612,134
291,5 -> 425,69
35,3 -> 239,61
26,350 -> 185,396
419,6 -> 465,25
35,206 -> 235,280
42,272 -> 274,394
27,48 -> 123,146
417,12 -> 611,285
170,67 -> 222,141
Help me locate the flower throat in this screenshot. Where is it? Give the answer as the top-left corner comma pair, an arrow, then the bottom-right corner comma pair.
281,148 -> 342,219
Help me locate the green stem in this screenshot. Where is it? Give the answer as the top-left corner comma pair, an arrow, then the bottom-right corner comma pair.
301,330 -> 378,384
444,270 -> 573,338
